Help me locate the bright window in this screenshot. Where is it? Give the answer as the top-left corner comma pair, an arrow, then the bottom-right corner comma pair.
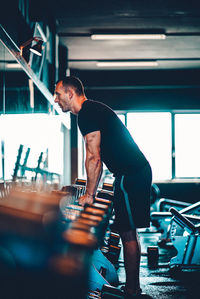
0,114 -> 63,181
127,112 -> 172,180
117,113 -> 125,124
0,141 -> 2,180
78,128 -> 86,179
175,114 -> 200,178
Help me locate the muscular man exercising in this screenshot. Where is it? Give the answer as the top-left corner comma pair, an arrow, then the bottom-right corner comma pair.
54,76 -> 152,298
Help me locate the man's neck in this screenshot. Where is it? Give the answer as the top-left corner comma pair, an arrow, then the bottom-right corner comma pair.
71,96 -> 87,115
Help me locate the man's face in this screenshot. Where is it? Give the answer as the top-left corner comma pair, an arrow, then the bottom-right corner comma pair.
54,81 -> 71,112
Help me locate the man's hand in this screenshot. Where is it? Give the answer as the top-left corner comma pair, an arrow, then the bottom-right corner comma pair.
79,193 -> 94,206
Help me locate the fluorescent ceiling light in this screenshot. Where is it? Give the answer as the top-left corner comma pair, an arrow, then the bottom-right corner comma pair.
97,61 -> 158,67
91,34 -> 166,40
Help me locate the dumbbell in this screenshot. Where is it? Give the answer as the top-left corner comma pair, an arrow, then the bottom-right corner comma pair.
69,220 -> 94,232
107,232 -> 120,247
101,244 -> 121,265
80,212 -> 103,223
103,231 -> 120,248
94,198 -> 113,220
76,217 -> 101,228
95,197 -> 112,206
85,201 -> 110,216
79,213 -> 104,242
147,246 -> 159,269
75,178 -> 86,186
97,191 -> 114,201
102,183 -> 113,192
107,244 -> 121,264
85,206 -> 106,217
63,226 -> 98,248
101,284 -> 123,298
63,211 -> 102,248
73,218 -> 103,241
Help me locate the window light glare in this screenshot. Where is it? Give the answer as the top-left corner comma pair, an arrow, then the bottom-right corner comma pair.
91,34 -> 166,40
6,63 -> 22,69
96,61 -> 158,67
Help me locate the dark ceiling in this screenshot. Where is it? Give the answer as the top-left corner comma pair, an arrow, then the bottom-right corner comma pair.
2,1 -> 200,72
1,1 -> 200,79
50,0 -> 200,71
1,0 -> 200,111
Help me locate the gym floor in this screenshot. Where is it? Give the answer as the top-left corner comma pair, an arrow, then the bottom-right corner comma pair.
117,228 -> 200,299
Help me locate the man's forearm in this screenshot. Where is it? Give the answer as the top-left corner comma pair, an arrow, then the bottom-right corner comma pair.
85,156 -> 103,196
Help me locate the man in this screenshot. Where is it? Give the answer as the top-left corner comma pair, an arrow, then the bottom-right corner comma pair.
54,76 -> 152,298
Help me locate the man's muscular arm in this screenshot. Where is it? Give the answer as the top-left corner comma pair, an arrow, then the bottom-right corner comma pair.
79,130 -> 103,206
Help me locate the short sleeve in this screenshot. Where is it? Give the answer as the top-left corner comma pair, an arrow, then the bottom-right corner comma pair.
78,102 -> 100,136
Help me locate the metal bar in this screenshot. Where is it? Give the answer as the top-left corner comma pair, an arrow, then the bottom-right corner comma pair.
85,85 -> 200,90
171,113 -> 175,179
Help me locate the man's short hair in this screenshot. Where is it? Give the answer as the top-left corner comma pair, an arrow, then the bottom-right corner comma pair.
57,76 -> 84,96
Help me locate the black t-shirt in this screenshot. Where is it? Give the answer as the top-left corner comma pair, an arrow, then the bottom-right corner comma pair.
78,100 -> 148,175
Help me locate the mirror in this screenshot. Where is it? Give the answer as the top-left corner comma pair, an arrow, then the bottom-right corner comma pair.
0,40 -> 70,186
0,39 -> 49,114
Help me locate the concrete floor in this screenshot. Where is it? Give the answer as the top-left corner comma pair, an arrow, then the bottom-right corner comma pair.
117,229 -> 200,299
